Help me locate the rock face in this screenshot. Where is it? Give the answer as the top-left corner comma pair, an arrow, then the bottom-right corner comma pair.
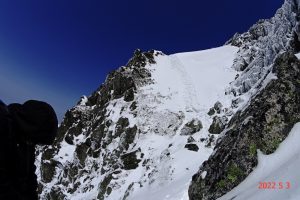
208,116 -> 227,134
189,0 -> 300,199
121,150 -> 142,170
37,49 -> 157,199
189,53 -> 300,199
225,0 -> 300,98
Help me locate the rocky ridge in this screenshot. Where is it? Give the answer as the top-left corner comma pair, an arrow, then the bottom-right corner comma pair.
189,52 -> 300,200
189,0 -> 300,199
37,49 -> 159,199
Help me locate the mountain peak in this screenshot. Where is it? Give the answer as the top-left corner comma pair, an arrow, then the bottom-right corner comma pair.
37,1 -> 300,199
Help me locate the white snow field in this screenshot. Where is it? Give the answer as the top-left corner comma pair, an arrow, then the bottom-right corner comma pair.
120,45 -> 239,200
219,123 -> 300,200
149,45 -> 238,113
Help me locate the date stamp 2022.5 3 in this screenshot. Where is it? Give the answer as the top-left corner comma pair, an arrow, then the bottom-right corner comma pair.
258,181 -> 291,189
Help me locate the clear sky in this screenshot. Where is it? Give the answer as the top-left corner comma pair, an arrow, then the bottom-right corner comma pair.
0,0 -> 284,121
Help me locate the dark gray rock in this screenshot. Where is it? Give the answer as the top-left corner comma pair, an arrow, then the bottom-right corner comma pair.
205,135 -> 215,148
41,147 -> 56,161
41,159 -> 58,183
180,119 -> 203,135
231,98 -> 243,108
208,116 -> 227,134
208,101 -> 223,116
97,173 -> 113,200
75,143 -> 89,166
126,49 -> 156,68
207,107 -> 215,116
122,183 -> 134,200
187,136 -> 196,143
121,150 -> 142,170
124,88 -> 135,102
214,101 -> 223,114
115,117 -> 130,137
64,134 -> 74,145
122,125 -> 138,150
130,101 -> 137,111
185,144 -> 199,152
47,186 -> 66,200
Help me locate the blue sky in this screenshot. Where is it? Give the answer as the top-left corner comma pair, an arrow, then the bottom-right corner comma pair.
0,0 -> 283,121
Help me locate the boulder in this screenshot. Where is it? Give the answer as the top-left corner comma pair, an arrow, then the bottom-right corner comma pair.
214,101 -> 223,114
180,119 -> 203,135
208,116 -> 227,134
185,144 -> 199,152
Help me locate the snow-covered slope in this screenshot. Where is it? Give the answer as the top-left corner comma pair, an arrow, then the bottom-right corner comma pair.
37,46 -> 240,200
218,122 -> 300,200
125,46 -> 238,200
142,45 -> 238,121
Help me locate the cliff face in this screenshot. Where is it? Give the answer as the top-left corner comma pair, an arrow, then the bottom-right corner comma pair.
189,52 -> 300,200
189,0 -> 300,199
37,49 -> 158,199
227,0 -> 300,96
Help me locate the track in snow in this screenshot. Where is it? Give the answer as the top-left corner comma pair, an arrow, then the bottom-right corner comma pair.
169,55 -> 200,113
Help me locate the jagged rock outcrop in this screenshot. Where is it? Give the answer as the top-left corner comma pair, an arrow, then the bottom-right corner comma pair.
189,0 -> 300,199
226,0 -> 300,98
208,116 -> 227,134
189,52 -> 300,199
37,49 -> 158,199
